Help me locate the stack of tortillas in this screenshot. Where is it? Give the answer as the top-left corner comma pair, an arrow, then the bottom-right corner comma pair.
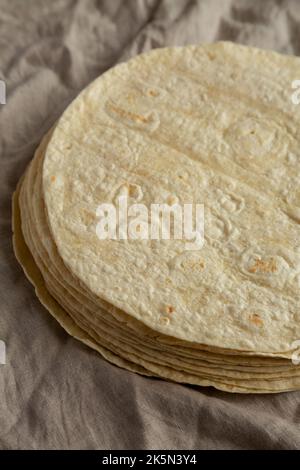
13,42 -> 300,393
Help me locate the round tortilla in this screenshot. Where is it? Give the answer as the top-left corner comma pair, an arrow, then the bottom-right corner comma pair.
13,42 -> 300,393
42,43 -> 300,353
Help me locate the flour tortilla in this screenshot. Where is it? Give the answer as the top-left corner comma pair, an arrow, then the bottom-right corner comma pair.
13,42 -> 300,393
17,129 -> 296,369
15,130 -> 300,391
13,187 -> 300,392
20,131 -> 298,368
42,42 -> 300,353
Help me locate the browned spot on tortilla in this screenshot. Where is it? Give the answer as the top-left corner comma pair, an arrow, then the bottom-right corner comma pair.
249,313 -> 264,327
196,260 -> 205,270
147,89 -> 159,97
127,183 -> 138,198
108,104 -> 151,124
166,194 -> 179,206
165,305 -> 174,314
50,176 -> 56,183
248,258 -> 277,274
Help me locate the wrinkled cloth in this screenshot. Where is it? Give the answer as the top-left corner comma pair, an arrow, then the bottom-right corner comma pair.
1,0 -> 300,450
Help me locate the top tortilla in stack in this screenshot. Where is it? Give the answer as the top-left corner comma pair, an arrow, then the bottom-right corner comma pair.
13,42 -> 300,393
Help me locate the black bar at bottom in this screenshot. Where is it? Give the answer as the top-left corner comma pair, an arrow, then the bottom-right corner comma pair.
0,449 -> 297,465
